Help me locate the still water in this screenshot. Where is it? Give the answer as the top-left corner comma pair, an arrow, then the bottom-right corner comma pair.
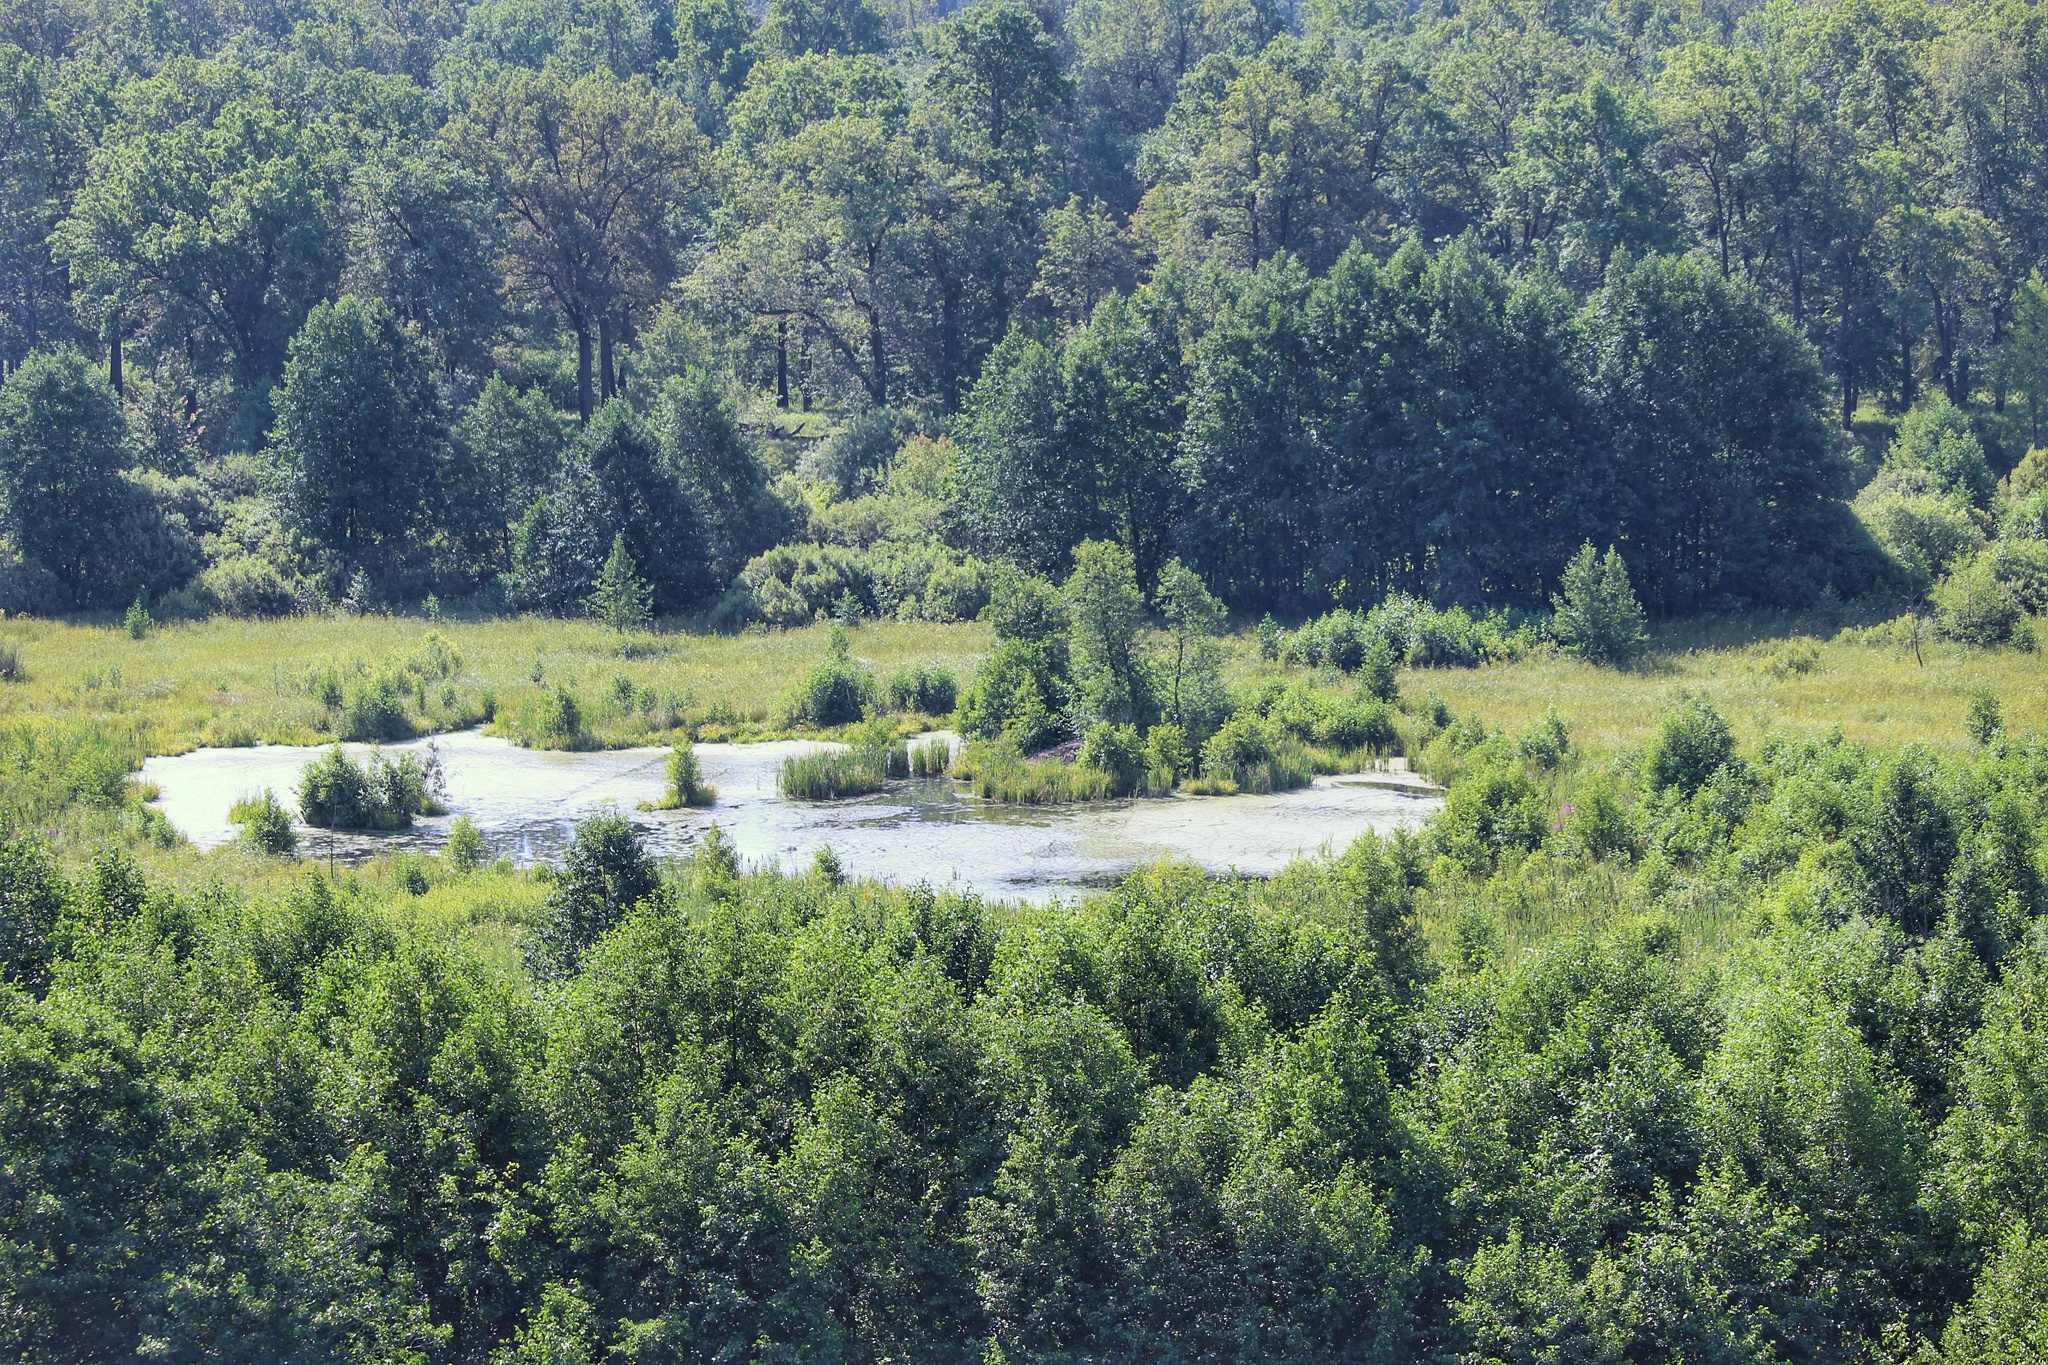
141,730 -> 1441,902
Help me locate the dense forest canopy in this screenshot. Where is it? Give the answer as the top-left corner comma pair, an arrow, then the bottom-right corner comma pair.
0,0 -> 2040,617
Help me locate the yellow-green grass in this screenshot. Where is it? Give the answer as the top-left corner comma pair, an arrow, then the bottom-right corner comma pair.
0,614 -> 991,756
1405,615 -> 2047,759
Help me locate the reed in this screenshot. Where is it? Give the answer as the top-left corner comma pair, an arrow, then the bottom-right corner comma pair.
778,749 -> 887,800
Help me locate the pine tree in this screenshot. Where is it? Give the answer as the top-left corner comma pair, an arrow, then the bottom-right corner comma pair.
1551,542 -> 1649,666
588,533 -> 653,632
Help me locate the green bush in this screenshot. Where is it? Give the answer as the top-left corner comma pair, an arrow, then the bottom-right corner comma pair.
885,664 -> 957,716
1857,493 -> 1985,591
1551,542 -> 1649,667
504,684 -> 587,749
339,674 -> 412,741
1430,755 -> 1547,870
1200,715 -> 1312,794
954,739 -> 1117,804
199,555 -> 298,617
228,788 -> 296,855
297,744 -> 444,830
664,738 -> 716,807
1934,558 -> 2023,645
953,639 -> 1064,751
784,629 -> 876,726
1077,721 -> 1145,797
1643,697 -> 1737,798
444,814 -> 485,872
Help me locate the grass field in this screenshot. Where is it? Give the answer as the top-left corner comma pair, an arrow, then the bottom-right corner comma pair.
0,608 -> 2040,762
0,613 -> 993,753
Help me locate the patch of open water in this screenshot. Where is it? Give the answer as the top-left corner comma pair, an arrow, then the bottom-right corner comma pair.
141,730 -> 1442,902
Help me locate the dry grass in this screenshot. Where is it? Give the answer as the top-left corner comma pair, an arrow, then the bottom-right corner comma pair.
0,614 -> 991,754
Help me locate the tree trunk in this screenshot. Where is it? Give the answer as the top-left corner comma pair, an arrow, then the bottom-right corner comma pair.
577,326 -> 594,422
868,306 -> 887,407
108,331 -> 122,397
599,317 -> 616,403
776,317 -> 790,409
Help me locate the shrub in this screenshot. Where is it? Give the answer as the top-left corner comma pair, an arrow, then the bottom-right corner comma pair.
1557,774 -> 1633,861
229,788 -> 296,855
124,597 -> 151,639
953,639 -> 1064,751
1144,723 -> 1191,782
1255,614 -> 1283,660
1200,715 -> 1312,794
525,812 -> 659,980
1077,721 -> 1145,796
785,628 -> 876,726
1517,708 -> 1570,770
885,664 -> 957,716
504,684 -> 587,749
297,744 -> 444,830
339,674 -> 411,741
445,815 -> 485,872
1643,697 -> 1737,797
1967,690 -> 2003,745
1990,538 -> 2048,613
1857,494 -> 1985,591
201,555 -> 298,617
1890,396 -> 1995,506
663,739 -> 716,807
1287,608 -> 1369,670
1430,755 -> 1547,870
1934,558 -> 2022,645
1551,542 -> 1649,667
0,641 -> 18,681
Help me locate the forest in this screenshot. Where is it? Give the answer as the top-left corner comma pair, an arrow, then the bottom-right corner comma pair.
0,0 -> 2037,618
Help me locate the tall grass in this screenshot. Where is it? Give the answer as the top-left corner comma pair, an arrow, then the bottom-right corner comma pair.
910,736 -> 952,777
954,741 -> 1119,804
779,749 -> 888,800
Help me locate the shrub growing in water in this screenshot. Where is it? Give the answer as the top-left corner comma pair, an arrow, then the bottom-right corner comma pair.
1198,715 -> 1311,794
297,744 -> 444,830
229,788 -> 296,855
661,739 -> 715,807
444,815 -> 485,871
1077,721 -> 1145,796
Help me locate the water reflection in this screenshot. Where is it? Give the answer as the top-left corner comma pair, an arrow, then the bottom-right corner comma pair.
142,730 -> 1442,902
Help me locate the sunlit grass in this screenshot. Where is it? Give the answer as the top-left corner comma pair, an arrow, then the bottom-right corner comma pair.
0,614 -> 991,755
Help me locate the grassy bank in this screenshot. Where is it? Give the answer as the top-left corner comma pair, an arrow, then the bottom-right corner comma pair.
0,614 -> 991,755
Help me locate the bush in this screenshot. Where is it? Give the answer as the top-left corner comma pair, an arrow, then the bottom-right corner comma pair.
1967,690 -> 2003,745
1200,715 -> 1312,794
885,664 -> 957,716
229,788 -> 297,855
1077,721 -> 1145,796
1551,542 -> 1649,666
1988,539 -> 2048,614
339,674 -> 411,741
1643,698 -> 1737,797
1857,494 -> 1985,591
785,629 -> 876,727
124,597 -> 151,639
1144,723 -> 1191,781
525,812 -> 659,981
1430,754 -> 1547,871
1517,708 -> 1570,769
200,555 -> 299,617
953,639 -> 1064,751
297,744 -> 444,830
445,815 -> 485,872
504,684 -> 587,749
0,641 -> 18,681
1934,558 -> 2023,645
664,739 -> 715,807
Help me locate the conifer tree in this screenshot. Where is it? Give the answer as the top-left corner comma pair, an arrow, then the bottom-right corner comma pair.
588,533 -> 653,632
1551,543 -> 1649,666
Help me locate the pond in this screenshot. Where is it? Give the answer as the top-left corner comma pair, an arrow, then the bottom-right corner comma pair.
141,730 -> 1442,903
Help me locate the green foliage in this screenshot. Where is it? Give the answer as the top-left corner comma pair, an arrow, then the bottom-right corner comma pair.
123,597 -> 151,640
662,738 -> 716,808
586,533 -> 653,633
1077,721 -> 1145,797
503,684 -> 588,750
524,811 -> 660,980
1197,714 -> 1311,794
444,814 -> 485,872
783,627 -> 877,726
1968,691 -> 2004,745
778,746 -> 890,799
1934,556 -> 2024,645
1643,697 -> 1737,798
1551,542 -> 1649,667
1064,539 -> 1152,733
1892,397 -> 1996,508
229,788 -> 297,855
910,736 -> 952,777
295,743 -> 443,830
884,664 -> 956,716
1429,751 -> 1547,870
955,639 -> 1065,752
